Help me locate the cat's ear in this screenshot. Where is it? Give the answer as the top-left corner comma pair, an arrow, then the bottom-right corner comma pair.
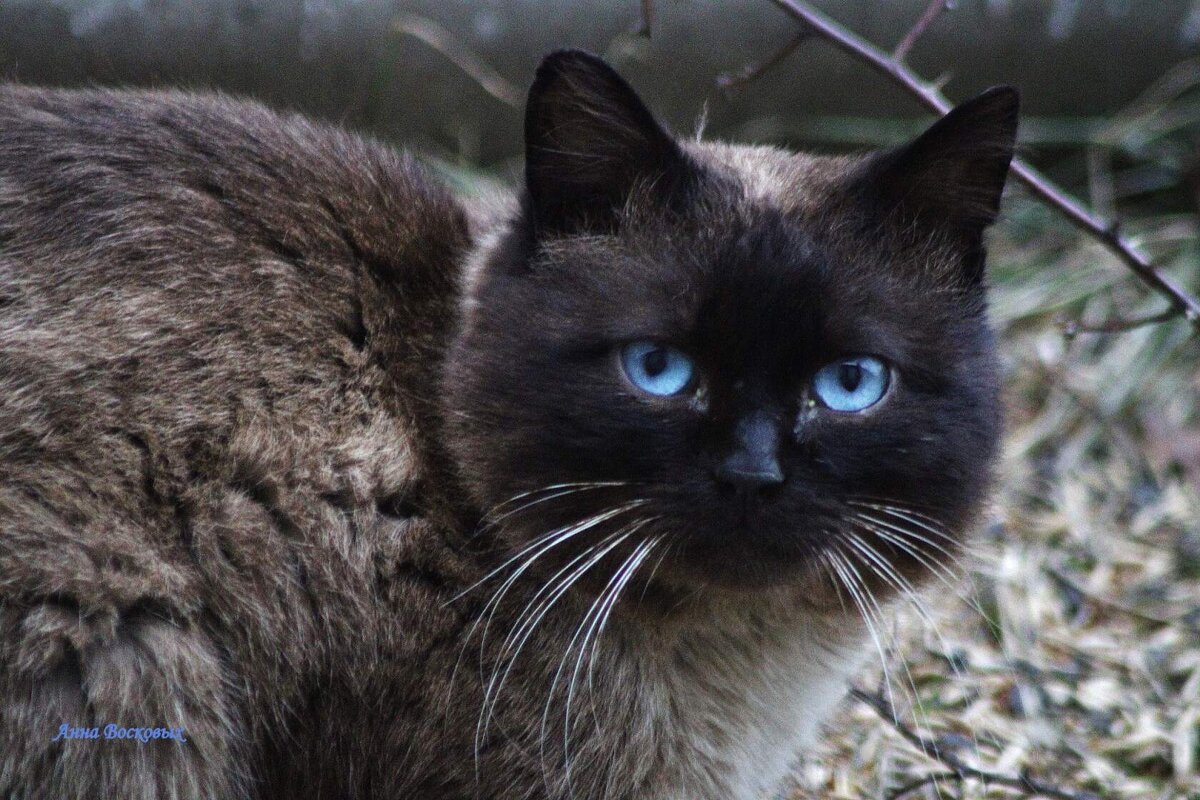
860,86 -> 1019,237
523,49 -> 689,235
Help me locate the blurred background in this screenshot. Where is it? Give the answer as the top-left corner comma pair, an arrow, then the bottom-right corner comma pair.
3,0 -> 1200,215
5,2 -> 1197,797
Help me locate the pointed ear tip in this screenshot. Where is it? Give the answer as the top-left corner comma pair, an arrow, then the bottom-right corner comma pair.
534,49 -> 611,82
976,85 -> 1021,118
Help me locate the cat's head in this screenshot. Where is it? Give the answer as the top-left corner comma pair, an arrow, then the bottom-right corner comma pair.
443,50 -> 1016,601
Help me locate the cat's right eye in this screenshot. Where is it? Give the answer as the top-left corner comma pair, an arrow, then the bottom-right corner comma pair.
618,341 -> 695,397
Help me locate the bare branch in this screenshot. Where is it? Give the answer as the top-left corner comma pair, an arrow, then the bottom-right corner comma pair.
392,14 -> 522,108
766,0 -> 1200,334
717,30 -> 808,92
887,771 -> 961,800
1060,307 -> 1181,337
850,688 -> 1102,800
893,0 -> 950,62
1043,564 -> 1179,624
636,0 -> 656,37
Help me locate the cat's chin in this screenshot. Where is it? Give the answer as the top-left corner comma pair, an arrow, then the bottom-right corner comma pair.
628,554 -> 850,624
649,538 -> 848,608
659,519 -> 827,583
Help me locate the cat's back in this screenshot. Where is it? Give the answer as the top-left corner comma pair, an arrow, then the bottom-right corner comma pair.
0,86 -> 468,370
0,84 -> 470,489
0,86 -> 472,798
0,83 -> 472,534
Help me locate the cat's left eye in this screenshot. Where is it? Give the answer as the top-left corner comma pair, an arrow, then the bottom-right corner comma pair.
619,341 -> 695,397
812,356 -> 890,412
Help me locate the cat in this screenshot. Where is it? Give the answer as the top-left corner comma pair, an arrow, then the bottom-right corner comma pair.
0,49 -> 1016,800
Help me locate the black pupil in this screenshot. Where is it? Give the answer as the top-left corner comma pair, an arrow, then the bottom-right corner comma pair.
643,348 -> 669,377
837,362 -> 863,392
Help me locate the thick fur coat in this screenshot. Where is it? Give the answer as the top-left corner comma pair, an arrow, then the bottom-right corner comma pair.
0,52 -> 1016,799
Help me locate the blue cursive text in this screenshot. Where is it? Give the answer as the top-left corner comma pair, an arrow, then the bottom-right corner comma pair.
52,723 -> 187,743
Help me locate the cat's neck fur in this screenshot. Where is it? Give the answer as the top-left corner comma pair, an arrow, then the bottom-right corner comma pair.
615,591 -> 866,799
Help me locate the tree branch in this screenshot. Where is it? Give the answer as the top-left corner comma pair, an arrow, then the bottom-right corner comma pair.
717,30 -> 808,92
765,0 -> 1200,334
887,771 -> 961,800
893,0 -> 950,62
636,0 -> 656,37
392,14 -> 522,108
850,688 -> 1102,800
1060,306 -> 1180,337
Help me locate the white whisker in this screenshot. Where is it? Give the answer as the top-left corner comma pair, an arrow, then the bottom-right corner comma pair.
551,533 -> 657,795
839,538 -> 934,729
447,499 -> 647,774
849,507 -> 967,575
847,500 -> 962,548
452,500 -> 646,605
846,509 -> 991,766
853,511 -> 990,623
485,481 -> 635,525
825,546 -> 900,719
474,527 -> 637,762
841,531 -> 935,628
581,536 -> 659,729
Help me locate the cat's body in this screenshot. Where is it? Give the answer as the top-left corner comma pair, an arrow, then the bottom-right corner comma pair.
0,52 -> 1016,799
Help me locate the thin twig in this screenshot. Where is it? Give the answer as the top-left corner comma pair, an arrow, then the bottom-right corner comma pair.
893,0 -> 950,62
636,0 -> 656,37
392,14 -> 522,108
887,771 -> 961,800
1043,564 -> 1180,625
850,687 -> 1102,800
1060,306 -> 1180,336
717,30 -> 808,92
765,0 -> 1200,334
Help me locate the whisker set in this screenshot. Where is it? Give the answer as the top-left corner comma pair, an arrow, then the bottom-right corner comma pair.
831,497 -> 992,769
447,481 -> 662,782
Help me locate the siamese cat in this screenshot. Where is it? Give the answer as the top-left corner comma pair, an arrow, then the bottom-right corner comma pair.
0,49 -> 1016,799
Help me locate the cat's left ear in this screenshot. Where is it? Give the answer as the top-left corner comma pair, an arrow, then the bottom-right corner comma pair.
860,86 -> 1019,239
523,49 -> 691,236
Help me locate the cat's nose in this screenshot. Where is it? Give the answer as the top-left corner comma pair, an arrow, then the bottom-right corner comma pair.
715,410 -> 785,492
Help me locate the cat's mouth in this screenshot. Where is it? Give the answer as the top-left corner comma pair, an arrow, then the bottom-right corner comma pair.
486,486 -> 826,589
477,475 -> 964,621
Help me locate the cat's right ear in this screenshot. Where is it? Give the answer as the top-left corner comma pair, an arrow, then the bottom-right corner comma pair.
523,50 -> 689,236
857,86 -> 1020,238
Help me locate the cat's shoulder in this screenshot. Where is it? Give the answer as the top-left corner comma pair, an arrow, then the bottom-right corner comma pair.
0,85 -> 473,536
0,83 -> 471,289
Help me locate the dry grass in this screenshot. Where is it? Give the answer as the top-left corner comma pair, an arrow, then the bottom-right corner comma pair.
791,195 -> 1200,800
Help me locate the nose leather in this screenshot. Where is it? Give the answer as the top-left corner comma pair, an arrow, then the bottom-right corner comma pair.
716,410 -> 784,489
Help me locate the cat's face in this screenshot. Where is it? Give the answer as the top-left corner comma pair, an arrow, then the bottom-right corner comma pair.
444,51 -> 1016,598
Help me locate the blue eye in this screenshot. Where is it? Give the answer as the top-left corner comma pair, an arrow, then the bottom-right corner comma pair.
619,341 -> 695,397
812,356 -> 890,412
